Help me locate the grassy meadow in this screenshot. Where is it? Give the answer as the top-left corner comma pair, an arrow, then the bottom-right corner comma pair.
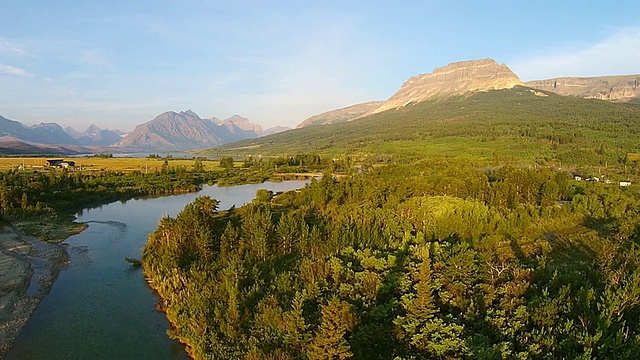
0,156 -> 232,173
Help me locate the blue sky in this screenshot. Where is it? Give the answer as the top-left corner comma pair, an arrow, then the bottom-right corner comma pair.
1,1 -> 639,131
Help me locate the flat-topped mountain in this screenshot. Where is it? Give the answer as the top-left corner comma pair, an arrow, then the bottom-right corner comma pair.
296,59 -> 523,127
115,110 -> 264,151
296,101 -> 384,128
296,59 -> 640,129
204,86 -> 640,167
525,75 -> 640,102
371,59 -> 522,114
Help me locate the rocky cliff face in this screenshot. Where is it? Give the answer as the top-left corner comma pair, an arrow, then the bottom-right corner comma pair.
372,59 -> 522,114
296,101 -> 384,128
525,75 -> 640,102
115,110 -> 265,151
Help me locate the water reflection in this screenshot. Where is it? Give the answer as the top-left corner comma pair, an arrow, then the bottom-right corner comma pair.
6,181 -> 308,360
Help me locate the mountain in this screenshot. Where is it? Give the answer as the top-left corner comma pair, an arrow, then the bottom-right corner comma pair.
203,86 -> 640,166
220,115 -> 265,135
264,126 -> 290,135
210,114 -> 265,142
294,59 -> 640,132
296,101 -> 384,128
65,126 -> 82,138
0,136 -> 90,155
67,124 -> 123,146
370,58 -> 522,114
0,111 -> 272,152
115,110 -> 264,151
525,75 -> 640,102
0,116 -> 79,145
294,59 -> 522,129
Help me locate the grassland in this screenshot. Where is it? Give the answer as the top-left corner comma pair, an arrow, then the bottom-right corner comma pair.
0,156 -> 232,172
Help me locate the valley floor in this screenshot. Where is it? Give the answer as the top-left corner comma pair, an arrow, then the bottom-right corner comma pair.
0,222 -> 69,357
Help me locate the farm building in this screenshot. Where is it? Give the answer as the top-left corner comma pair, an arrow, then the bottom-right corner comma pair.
46,159 -> 76,168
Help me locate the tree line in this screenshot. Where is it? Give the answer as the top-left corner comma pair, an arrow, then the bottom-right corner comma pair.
143,161 -> 640,359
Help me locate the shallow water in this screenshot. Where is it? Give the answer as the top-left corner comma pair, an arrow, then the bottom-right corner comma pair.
6,181 -> 309,360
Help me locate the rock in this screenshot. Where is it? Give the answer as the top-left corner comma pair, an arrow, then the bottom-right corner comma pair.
525,75 -> 640,102
371,59 -> 522,113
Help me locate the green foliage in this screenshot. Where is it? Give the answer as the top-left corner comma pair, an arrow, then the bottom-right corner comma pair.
201,88 -> 640,166
143,161 -> 640,358
254,189 -> 274,204
94,153 -> 114,158
220,156 -> 235,169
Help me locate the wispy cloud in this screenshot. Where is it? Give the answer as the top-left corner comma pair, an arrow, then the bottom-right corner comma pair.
511,27 -> 640,80
0,37 -> 31,56
0,63 -> 34,76
0,37 -> 35,76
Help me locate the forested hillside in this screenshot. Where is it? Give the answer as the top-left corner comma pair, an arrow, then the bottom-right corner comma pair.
143,161 -> 640,359
203,87 -> 640,166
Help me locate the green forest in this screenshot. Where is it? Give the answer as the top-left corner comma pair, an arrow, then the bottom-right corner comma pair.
0,164 -> 213,240
5,86 -> 636,358
143,160 -> 640,359
202,87 -> 640,167
0,156 -> 344,241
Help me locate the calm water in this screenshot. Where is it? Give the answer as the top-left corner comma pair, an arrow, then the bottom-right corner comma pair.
6,181 -> 309,360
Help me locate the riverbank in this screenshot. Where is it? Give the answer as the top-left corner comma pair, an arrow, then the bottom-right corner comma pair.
0,221 -> 69,357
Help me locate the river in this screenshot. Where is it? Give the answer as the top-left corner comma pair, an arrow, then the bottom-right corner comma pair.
5,180 -> 310,360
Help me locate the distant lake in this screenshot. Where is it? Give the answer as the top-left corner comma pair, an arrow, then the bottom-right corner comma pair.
6,180 -> 310,360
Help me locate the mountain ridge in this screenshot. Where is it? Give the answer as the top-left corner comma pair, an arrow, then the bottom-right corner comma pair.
3,58 -> 640,152
114,110 -> 265,151
296,101 -> 385,128
296,59 -> 640,129
66,123 -> 124,146
204,86 -> 640,166
370,58 -> 522,114
525,75 -> 640,102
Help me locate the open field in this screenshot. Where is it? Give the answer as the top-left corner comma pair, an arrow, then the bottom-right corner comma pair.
0,157 -> 236,172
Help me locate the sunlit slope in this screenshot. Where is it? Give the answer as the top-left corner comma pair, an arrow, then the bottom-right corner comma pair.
200,87 -> 640,164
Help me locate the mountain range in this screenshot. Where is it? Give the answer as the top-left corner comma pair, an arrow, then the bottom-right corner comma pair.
116,111 -> 269,151
294,59 -> 640,128
65,124 -> 125,146
1,58 -> 639,155
0,112 -> 288,154
203,58 -> 640,166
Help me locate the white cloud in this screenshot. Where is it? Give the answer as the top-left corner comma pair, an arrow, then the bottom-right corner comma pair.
510,27 -> 640,80
0,63 -> 33,76
0,37 -> 30,56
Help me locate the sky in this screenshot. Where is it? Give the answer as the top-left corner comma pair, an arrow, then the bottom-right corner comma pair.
1,0 -> 640,132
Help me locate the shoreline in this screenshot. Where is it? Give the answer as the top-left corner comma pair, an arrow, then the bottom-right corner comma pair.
0,221 -> 70,357
144,276 -> 196,360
